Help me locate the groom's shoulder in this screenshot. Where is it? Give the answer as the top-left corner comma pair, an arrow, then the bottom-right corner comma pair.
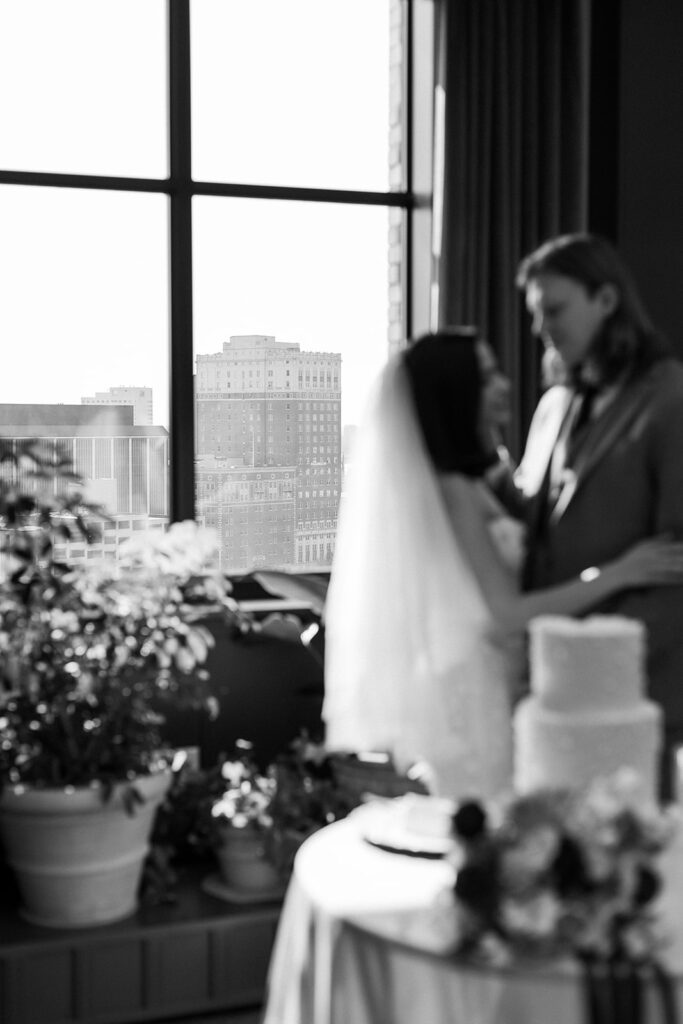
642,357 -> 683,409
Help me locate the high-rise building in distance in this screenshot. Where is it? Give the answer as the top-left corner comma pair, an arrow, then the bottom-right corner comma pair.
0,403 -> 168,563
81,387 -> 154,426
195,335 -> 342,572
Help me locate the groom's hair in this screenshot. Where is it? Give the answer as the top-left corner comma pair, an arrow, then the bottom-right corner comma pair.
517,233 -> 672,386
403,329 -> 497,478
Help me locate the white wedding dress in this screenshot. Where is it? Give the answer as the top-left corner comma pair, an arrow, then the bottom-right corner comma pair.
323,357 -> 523,802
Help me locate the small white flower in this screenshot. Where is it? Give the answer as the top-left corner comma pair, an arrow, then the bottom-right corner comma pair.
221,761 -> 248,787
174,646 -> 196,673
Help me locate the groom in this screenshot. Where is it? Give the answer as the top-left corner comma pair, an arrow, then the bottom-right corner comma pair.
490,233 -> 683,798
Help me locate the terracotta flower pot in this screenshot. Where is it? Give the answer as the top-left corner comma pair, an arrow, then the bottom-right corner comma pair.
214,825 -> 281,891
0,771 -> 171,928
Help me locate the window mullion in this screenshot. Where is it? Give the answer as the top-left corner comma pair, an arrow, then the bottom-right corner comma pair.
168,0 -> 195,522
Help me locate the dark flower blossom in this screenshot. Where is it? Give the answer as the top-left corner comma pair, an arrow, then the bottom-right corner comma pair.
453,800 -> 488,842
452,769 -> 677,964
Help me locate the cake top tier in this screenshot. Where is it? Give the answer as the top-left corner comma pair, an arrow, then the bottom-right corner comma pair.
529,614 -> 645,642
528,614 -> 647,713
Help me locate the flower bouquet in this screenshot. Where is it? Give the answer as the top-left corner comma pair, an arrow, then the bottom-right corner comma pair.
451,769 -> 679,1024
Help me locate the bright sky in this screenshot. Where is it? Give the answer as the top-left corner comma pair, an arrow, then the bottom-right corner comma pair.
0,0 -> 394,431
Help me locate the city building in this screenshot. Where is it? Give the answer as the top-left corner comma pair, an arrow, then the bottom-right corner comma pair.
195,335 -> 342,572
81,387 -> 154,426
0,404 -> 168,562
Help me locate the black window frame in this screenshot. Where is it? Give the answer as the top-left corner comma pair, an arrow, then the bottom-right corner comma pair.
0,0 -> 433,522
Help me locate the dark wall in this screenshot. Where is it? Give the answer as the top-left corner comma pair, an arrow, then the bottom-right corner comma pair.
617,0 -> 683,353
160,611 -> 325,771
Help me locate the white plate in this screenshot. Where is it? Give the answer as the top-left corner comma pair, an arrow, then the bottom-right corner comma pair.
352,798 -> 456,859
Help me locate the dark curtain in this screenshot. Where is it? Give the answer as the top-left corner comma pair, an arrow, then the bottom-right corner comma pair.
433,0 -> 591,456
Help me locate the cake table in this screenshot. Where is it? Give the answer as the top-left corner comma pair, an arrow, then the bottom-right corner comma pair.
262,808 -> 683,1024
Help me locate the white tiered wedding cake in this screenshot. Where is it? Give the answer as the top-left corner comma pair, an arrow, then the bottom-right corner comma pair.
514,615 -> 662,798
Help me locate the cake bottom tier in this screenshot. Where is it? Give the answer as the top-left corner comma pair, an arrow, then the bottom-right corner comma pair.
513,698 -> 662,798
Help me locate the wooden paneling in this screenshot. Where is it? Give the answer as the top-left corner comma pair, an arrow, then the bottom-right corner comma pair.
0,870 -> 280,1024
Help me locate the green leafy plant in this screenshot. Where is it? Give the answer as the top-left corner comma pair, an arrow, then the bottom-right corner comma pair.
267,731 -> 353,873
144,733 -> 352,900
142,740 -> 276,904
0,439 -> 249,792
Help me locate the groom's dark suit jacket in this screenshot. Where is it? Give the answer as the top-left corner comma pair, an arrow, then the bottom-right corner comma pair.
512,357 -> 683,746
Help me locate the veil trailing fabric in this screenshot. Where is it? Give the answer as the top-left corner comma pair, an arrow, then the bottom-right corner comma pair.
323,356 -> 514,800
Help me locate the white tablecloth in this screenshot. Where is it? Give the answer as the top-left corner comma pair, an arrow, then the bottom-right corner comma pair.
262,808 -> 683,1024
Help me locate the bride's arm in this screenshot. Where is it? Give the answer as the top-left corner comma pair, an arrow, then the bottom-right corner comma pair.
438,474 -> 683,634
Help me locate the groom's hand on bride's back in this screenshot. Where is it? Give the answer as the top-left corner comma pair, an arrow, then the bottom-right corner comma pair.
609,537 -> 683,589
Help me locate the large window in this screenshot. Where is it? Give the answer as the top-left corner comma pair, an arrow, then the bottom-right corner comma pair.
0,0 -> 431,573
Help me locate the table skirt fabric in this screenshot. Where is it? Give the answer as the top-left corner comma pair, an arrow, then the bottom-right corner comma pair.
261,813 -> 683,1024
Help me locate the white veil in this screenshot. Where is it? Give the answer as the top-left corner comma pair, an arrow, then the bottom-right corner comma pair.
323,355 -> 512,798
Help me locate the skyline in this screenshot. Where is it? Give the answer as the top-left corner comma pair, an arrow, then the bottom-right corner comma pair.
0,192 -> 392,436
0,2 -> 396,439
1,334 -> 361,439
0,334 -> 345,572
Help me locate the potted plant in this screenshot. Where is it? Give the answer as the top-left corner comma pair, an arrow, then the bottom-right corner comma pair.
206,739 -> 281,894
266,731 -> 353,877
145,732 -> 352,905
0,439 -> 249,927
151,741 -> 283,901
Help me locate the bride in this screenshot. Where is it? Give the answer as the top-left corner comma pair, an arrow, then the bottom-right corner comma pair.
322,329 -> 683,800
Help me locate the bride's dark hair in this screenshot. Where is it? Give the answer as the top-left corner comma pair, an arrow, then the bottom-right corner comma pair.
403,328 -> 497,477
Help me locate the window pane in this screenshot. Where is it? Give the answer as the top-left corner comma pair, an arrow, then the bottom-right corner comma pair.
191,0 -> 401,192
0,0 -> 167,177
0,185 -> 170,557
194,196 -> 400,573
